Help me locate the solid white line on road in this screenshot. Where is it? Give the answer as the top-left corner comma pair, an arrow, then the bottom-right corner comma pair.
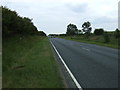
50,41 -> 83,90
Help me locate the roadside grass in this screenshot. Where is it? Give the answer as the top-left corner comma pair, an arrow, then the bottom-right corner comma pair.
3,36 -> 64,88
58,36 -> 119,49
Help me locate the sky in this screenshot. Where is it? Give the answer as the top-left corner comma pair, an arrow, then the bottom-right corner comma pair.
1,0 -> 119,35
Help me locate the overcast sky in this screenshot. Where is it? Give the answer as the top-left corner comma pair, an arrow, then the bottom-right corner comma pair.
1,0 -> 119,34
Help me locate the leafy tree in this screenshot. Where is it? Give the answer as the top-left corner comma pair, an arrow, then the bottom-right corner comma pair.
94,28 -> 104,35
78,30 -> 83,34
82,21 -> 92,35
66,24 -> 78,35
114,28 -> 120,38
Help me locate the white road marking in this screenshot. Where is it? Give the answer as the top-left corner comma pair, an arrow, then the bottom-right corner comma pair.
50,41 -> 83,90
82,47 -> 90,51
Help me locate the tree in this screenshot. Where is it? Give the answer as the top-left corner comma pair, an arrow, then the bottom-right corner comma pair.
82,21 -> 92,35
114,28 -> 120,38
78,30 -> 83,34
94,28 -> 104,35
66,24 -> 78,35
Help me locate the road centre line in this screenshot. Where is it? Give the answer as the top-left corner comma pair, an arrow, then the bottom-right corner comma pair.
82,47 -> 90,51
50,41 -> 82,90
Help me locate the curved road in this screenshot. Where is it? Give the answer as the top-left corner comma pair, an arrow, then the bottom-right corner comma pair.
50,38 -> 118,88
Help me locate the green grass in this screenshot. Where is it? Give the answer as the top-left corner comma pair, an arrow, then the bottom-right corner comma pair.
58,36 -> 119,49
3,36 -> 64,88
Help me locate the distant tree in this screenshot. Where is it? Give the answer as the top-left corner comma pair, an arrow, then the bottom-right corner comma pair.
48,34 -> 58,36
66,24 -> 78,35
114,28 -> 120,38
94,28 -> 104,35
59,34 -> 66,36
82,21 -> 92,35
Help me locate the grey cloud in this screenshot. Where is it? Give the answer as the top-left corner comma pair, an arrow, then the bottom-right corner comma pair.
92,16 -> 117,24
65,3 -> 89,13
92,16 -> 117,30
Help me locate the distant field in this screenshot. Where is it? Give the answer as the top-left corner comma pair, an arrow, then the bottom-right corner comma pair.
3,36 -> 64,88
58,35 -> 119,49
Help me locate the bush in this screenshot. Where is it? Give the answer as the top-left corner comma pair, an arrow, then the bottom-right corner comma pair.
94,28 -> 104,35
114,28 -> 120,38
103,32 -> 110,43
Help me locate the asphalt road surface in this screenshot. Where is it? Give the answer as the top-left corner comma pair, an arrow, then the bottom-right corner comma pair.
49,38 -> 118,88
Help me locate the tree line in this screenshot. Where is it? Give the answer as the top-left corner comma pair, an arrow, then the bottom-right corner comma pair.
66,21 -> 119,37
66,22 -> 120,43
49,21 -> 120,44
2,6 -> 46,38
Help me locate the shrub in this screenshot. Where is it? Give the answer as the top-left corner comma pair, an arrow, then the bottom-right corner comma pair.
94,28 -> 104,35
103,32 -> 110,43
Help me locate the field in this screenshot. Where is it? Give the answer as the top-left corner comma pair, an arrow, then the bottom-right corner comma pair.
3,36 -> 64,88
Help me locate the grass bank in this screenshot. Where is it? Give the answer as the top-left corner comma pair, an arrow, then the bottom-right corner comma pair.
58,36 -> 119,49
3,36 -> 64,88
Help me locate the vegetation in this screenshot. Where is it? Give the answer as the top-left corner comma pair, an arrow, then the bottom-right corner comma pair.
3,36 -> 64,88
49,21 -> 119,49
66,23 -> 78,35
103,32 -> 110,43
57,34 -> 119,49
2,6 -> 46,37
114,28 -> 120,38
2,6 -> 64,88
38,31 -> 46,36
82,21 -> 92,35
94,28 -> 104,35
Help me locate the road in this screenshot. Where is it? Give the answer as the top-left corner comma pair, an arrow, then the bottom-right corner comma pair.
49,38 -> 118,88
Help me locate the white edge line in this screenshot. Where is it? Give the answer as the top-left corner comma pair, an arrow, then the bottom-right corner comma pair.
50,41 -> 83,90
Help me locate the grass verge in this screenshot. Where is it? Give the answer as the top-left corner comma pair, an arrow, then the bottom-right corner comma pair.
57,36 -> 119,49
3,36 -> 64,88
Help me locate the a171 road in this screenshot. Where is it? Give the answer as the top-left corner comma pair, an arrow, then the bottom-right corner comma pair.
50,38 -> 118,88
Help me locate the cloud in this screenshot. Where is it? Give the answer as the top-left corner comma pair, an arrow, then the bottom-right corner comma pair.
1,0 -> 119,34
65,3 -> 89,13
93,16 -> 117,24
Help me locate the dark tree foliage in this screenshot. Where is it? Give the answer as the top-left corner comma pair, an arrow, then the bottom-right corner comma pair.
82,21 -> 92,34
66,24 -> 78,35
114,28 -> 120,38
94,28 -> 104,35
37,31 -> 46,36
59,34 -> 66,36
2,6 -> 46,37
48,34 -> 59,36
